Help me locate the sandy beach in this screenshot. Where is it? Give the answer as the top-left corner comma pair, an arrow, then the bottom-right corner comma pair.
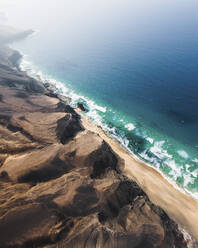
80,115 -> 198,241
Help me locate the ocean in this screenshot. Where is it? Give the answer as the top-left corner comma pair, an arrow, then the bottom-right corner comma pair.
6,0 -> 198,198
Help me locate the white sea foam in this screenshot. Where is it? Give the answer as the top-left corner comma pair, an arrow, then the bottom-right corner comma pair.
125,123 -> 135,131
186,164 -> 191,171
178,150 -> 189,159
192,158 -> 198,163
168,160 -> 183,180
191,169 -> 198,178
95,105 -> 106,113
150,141 -> 172,160
142,140 -> 198,194
146,137 -> 154,144
183,174 -> 194,187
140,150 -> 198,200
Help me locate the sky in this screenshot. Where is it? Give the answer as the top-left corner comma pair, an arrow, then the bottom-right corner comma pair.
1,0 -> 198,49
0,0 -> 197,29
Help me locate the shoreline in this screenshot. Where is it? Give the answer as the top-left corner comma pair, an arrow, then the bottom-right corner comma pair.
16,51 -> 198,241
0,44 -> 196,246
17,53 -> 198,202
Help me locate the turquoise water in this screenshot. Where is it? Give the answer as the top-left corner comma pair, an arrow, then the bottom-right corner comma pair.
8,0 -> 198,197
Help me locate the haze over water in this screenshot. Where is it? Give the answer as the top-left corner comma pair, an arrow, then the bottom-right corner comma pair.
3,0 -> 198,197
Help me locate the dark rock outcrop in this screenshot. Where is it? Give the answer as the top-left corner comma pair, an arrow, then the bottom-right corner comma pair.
77,102 -> 86,112
56,114 -> 84,144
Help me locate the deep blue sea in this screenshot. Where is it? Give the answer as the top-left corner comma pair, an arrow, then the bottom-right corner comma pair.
6,0 -> 198,197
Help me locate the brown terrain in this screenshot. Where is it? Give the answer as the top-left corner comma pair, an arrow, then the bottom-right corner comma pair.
0,29 -> 197,247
